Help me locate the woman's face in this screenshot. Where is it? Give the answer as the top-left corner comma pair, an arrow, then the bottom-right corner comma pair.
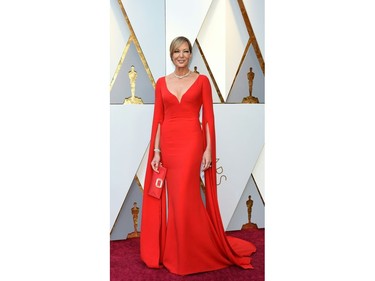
172,41 -> 191,68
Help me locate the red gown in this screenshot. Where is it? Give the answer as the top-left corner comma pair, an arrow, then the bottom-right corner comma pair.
140,74 -> 256,275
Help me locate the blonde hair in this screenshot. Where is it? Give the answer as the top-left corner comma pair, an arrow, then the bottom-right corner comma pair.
169,36 -> 193,60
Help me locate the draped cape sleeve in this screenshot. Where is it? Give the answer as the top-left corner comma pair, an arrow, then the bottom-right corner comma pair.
140,78 -> 166,268
201,75 -> 256,269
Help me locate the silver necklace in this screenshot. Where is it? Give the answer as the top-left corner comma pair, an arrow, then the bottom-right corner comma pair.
173,70 -> 191,79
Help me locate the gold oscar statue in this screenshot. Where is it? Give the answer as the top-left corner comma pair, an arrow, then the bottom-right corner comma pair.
124,65 -> 143,104
241,195 -> 258,230
242,67 -> 259,104
127,202 -> 141,238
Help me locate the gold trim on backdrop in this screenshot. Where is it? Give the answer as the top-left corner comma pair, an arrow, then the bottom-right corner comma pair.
134,175 -> 144,192
237,0 -> 265,74
226,39 -> 252,101
251,173 -> 264,206
118,0 -> 156,88
195,39 -> 225,103
110,37 -> 131,91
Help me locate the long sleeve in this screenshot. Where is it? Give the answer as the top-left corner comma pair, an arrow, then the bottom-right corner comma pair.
201,75 -> 256,269
140,78 -> 166,268
201,75 -> 218,218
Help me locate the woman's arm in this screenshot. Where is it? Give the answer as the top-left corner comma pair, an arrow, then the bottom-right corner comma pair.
202,122 -> 212,171
151,124 -> 161,172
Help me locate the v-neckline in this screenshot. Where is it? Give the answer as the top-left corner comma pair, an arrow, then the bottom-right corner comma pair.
165,75 -> 200,104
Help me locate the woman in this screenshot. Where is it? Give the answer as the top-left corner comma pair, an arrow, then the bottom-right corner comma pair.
140,36 -> 256,275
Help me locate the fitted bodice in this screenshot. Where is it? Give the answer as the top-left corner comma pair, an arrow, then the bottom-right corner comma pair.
160,76 -> 203,121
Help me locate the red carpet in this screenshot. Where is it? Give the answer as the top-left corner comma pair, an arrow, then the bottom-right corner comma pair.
110,228 -> 264,281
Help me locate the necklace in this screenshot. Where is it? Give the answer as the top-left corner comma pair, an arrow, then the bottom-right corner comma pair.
173,70 -> 191,79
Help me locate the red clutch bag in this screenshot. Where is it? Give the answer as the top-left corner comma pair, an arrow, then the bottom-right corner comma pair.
148,165 -> 167,199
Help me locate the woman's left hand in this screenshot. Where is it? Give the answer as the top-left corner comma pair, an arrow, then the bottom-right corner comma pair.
202,149 -> 212,171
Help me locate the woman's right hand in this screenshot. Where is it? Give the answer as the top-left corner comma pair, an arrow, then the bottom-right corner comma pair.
151,153 -> 161,172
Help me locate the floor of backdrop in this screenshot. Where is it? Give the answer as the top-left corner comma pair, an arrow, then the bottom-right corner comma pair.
110,228 -> 264,281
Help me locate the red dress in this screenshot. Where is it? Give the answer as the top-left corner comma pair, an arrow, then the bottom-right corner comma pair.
140,74 -> 256,275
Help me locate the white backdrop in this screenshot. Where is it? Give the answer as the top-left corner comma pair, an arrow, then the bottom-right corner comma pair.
110,0 -> 265,239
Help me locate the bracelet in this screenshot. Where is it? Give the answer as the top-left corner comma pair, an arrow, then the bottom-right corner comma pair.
154,148 -> 161,153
